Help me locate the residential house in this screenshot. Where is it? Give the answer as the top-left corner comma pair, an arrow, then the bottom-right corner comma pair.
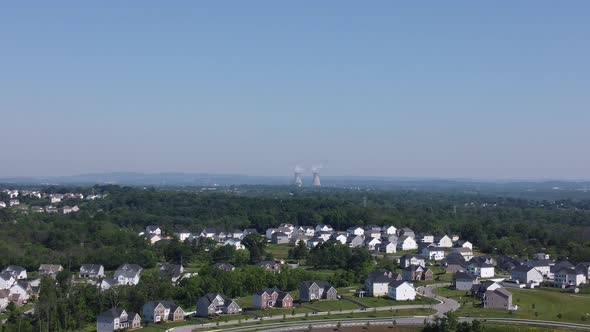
175,231 -> 192,242
417,234 -> 434,244
60,206 -> 74,214
2,266 -> 27,280
454,240 -> 473,250
365,229 -> 381,239
253,288 -> 293,309
549,261 -> 575,279
484,288 -> 513,310
80,264 -> 105,279
257,261 -> 282,273
38,264 -> 63,278
453,272 -> 479,291
434,235 -> 453,248
576,263 -> 590,279
332,233 -> 348,245
298,226 -> 316,237
525,260 -> 552,277
382,225 -> 397,235
365,237 -> 381,251
379,241 -> 397,254
8,282 -> 30,303
243,228 -> 259,236
315,225 -> 333,233
0,201 -> 6,208
307,237 -> 324,248
387,281 -> 416,301
346,226 -> 365,236
397,235 -> 418,251
114,264 -> 142,286
0,273 -> 15,289
382,234 -> 399,244
96,308 -> 141,332
402,266 -> 433,281
317,231 -> 333,241
196,293 -> 242,317
533,253 -> 550,260
0,289 -> 9,310
397,227 -> 415,239
346,235 -> 364,248
265,228 -> 277,239
213,262 -> 235,272
146,226 -> 162,236
100,278 -> 119,291
271,232 -> 290,244
451,235 -> 460,242
471,280 -> 502,299
9,199 -> 20,206
230,230 -> 244,239
159,264 -> 184,283
31,206 -> 44,213
45,206 -> 58,213
299,280 -> 337,302
421,246 -> 445,261
468,261 -> 495,278
511,265 -> 543,287
554,267 -> 586,288
444,254 -> 467,273
147,234 -> 162,245
451,247 -> 474,261
399,254 -> 425,269
143,301 -> 185,323
364,269 -> 401,297
224,238 -> 245,250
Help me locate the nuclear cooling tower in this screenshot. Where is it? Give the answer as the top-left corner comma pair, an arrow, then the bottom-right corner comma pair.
312,172 -> 321,187
294,172 -> 303,187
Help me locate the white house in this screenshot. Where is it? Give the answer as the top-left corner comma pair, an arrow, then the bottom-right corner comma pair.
421,246 -> 445,261
317,231 -> 333,241
9,282 -> 30,302
175,231 -> 192,242
0,201 -> 6,208
459,241 -> 473,250
333,233 -> 348,245
114,264 -> 142,286
365,237 -> 381,251
555,267 -> 586,287
418,234 -> 434,243
0,274 -> 15,289
146,225 -> 162,236
9,199 -> 19,207
1,266 -> 27,280
435,235 -> 453,248
347,227 -> 365,237
379,241 -> 397,254
511,265 -> 543,287
315,225 -> 333,233
468,262 -> 495,278
364,270 -> 400,297
451,247 -> 474,261
80,264 -> 105,279
387,281 -> 416,301
382,226 -> 397,235
224,238 -> 245,250
299,226 -> 316,237
397,236 -> 418,251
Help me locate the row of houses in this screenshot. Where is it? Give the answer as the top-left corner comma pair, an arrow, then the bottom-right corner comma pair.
362,269 -> 417,301
97,300 -> 186,332
1,189 -> 101,201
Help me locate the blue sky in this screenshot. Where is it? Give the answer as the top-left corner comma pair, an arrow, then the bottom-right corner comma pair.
1,1 -> 589,179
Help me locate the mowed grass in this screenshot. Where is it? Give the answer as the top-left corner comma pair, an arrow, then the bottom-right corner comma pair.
342,295 -> 438,308
454,287 -> 590,324
302,299 -> 361,312
266,244 -> 291,259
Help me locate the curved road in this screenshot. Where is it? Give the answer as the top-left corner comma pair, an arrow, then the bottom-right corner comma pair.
171,283 -> 459,332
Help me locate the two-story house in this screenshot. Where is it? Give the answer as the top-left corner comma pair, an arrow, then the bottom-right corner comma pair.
299,280 -> 337,302
196,293 -> 241,317
96,308 -> 141,332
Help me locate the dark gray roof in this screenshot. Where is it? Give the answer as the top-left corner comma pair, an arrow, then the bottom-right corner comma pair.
512,265 -> 536,273
98,308 -> 125,320
80,264 -> 103,274
388,280 -> 408,288
454,272 -> 477,281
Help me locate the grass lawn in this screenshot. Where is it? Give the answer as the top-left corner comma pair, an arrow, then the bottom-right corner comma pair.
342,294 -> 437,308
266,244 -> 291,259
452,287 -> 590,324
302,299 -> 361,312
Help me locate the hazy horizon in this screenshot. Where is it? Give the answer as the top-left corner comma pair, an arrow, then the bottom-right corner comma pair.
2,1 -> 589,180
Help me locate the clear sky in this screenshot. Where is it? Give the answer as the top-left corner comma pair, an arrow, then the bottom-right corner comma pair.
1,1 -> 589,180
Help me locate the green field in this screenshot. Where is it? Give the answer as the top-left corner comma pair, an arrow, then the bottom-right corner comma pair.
266,244 -> 291,259
450,287 -> 590,324
341,294 -> 438,308
302,299 -> 362,312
